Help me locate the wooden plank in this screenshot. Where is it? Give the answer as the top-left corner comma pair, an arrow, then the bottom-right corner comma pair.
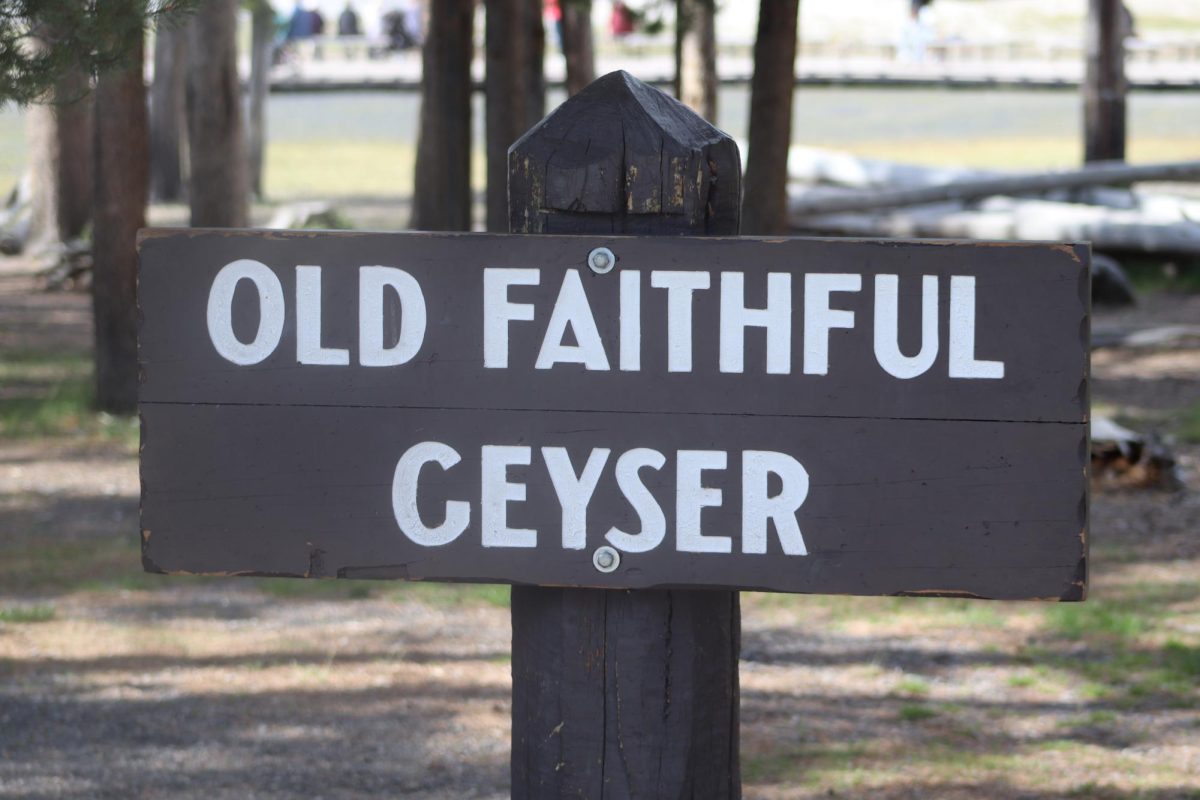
137,230 -> 1090,425
140,403 -> 1086,600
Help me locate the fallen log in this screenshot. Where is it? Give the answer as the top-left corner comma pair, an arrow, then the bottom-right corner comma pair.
793,196 -> 1200,256
1090,416 -> 1180,491
790,158 -> 1200,217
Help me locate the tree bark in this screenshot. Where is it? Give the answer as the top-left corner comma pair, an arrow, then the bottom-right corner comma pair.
248,1 -> 274,199
1084,0 -> 1127,163
92,31 -> 148,414
186,0 -> 248,227
525,0 -> 546,122
508,72 -> 742,797
53,66 -> 93,240
149,23 -> 188,202
410,0 -> 474,231
675,0 -> 717,121
26,27 -> 93,248
742,0 -> 799,235
560,0 -> 595,96
486,0 -> 547,232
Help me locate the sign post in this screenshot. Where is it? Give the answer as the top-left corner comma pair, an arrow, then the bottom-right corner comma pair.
506,71 -> 743,797
137,72 -> 1090,799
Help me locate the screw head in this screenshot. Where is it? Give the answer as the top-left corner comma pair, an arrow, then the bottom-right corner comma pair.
592,545 -> 620,573
587,247 -> 616,274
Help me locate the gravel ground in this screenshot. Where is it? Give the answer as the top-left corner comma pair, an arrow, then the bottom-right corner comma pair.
2,255 -> 1199,798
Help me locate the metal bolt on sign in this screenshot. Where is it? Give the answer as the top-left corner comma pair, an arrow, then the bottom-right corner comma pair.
587,246 -> 615,274
592,545 -> 620,573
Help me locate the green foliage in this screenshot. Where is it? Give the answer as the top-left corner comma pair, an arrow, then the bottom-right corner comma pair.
0,0 -> 198,105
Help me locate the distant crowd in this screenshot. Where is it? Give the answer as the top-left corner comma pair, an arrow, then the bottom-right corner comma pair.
279,1 -> 424,54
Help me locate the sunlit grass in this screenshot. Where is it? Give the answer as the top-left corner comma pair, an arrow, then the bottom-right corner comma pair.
264,139 -> 486,200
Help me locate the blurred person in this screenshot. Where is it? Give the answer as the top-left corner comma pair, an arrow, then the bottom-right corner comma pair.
545,0 -> 563,50
286,0 -> 318,39
898,0 -> 935,62
402,0 -> 423,45
338,1 -> 362,35
610,1 -> 634,38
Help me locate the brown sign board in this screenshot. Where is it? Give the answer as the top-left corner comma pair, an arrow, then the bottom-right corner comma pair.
138,229 -> 1090,600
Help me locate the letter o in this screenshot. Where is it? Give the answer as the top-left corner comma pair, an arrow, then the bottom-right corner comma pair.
206,259 -> 286,365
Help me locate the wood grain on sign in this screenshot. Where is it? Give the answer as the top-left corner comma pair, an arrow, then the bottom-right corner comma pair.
138,229 -> 1090,600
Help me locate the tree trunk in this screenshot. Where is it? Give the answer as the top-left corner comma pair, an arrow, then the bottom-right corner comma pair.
248,2 -> 274,199
525,0 -> 546,121
411,0 -> 474,231
186,0 -> 248,227
486,0 -> 547,232
675,0 -> 717,121
742,0 -> 799,235
26,31 -> 93,248
54,66 -> 93,240
560,0 -> 595,96
92,31 -> 148,414
1084,0 -> 1126,163
149,23 -> 188,202
508,71 -> 742,797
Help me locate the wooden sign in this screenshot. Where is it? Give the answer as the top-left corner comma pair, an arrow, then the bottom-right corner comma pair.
138,229 -> 1089,600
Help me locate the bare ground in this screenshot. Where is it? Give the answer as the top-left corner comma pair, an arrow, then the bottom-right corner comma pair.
2,254 -> 1199,799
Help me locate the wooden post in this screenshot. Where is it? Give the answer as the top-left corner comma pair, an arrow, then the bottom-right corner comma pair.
507,70 -> 742,798
411,0 -> 474,231
1084,0 -> 1127,163
742,0 -> 800,235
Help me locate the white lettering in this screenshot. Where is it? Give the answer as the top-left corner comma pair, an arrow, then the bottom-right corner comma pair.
873,274 -> 938,379
803,273 -> 861,375
481,445 -> 536,547
392,442 -> 470,546
296,266 -> 350,365
676,450 -> 730,553
536,270 -> 610,370
207,259 -> 285,365
359,266 -> 427,367
483,268 -> 539,368
720,272 -> 792,374
949,276 -> 1005,379
604,448 -> 667,553
620,270 -> 641,371
741,450 -> 809,555
543,447 -> 610,549
650,270 -> 710,373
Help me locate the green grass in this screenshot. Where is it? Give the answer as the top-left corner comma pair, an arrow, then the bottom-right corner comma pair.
1006,672 -> 1037,689
1178,403 -> 1200,444
0,352 -> 137,444
1045,600 -> 1149,642
898,703 -> 940,722
1121,258 -> 1200,295
895,676 -> 931,697
254,577 -> 510,607
0,605 -> 55,623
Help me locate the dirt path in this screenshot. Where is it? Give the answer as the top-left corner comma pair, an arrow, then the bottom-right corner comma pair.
2,255 -> 1199,799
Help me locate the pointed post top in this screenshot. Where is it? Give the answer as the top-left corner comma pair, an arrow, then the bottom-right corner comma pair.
508,70 -> 741,235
